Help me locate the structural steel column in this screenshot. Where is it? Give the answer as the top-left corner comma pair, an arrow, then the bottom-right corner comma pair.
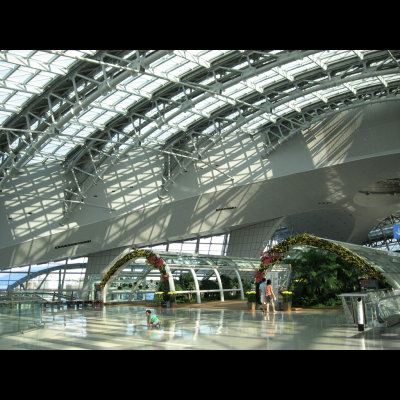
213,268 -> 224,302
189,267 -> 201,304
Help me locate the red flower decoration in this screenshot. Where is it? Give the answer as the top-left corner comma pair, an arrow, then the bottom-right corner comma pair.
261,256 -> 272,264
148,254 -> 157,263
254,270 -> 264,282
155,257 -> 164,267
161,273 -> 169,282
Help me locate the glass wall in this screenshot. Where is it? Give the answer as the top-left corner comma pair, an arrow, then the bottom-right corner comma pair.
101,251 -> 259,304
0,257 -> 87,300
143,233 -> 230,256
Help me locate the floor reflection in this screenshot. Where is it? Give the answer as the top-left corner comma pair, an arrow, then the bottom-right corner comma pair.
1,305 -> 400,350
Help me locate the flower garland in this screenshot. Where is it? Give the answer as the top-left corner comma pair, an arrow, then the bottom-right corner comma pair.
253,233 -> 390,287
100,249 -> 168,288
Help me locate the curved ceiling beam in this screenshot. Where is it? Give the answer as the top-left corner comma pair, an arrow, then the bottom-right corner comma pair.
60,51 -> 322,218
0,50 -> 117,166
158,81 -> 400,198
0,50 -> 170,190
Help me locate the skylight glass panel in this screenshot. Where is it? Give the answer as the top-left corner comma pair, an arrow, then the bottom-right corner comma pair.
149,53 -> 177,71
273,103 -> 296,117
0,111 -> 11,123
130,74 -> 154,90
167,61 -> 198,79
142,77 -> 167,93
40,141 -> 65,154
223,82 -> 254,99
5,92 -> 31,109
317,85 -> 348,100
196,97 -> 226,115
351,77 -> 382,91
77,108 -> 104,124
92,110 -> 118,126
144,127 -> 179,144
292,93 -> 320,109
318,50 -> 355,66
50,55 -> 77,69
284,57 -> 317,76
117,94 -> 141,109
200,50 -> 232,63
7,67 -> 35,84
27,71 -> 55,89
29,51 -> 56,64
99,92 -> 124,107
240,117 -> 268,133
383,74 -> 400,84
177,111 -> 202,129
248,70 -> 284,90
0,61 -> 14,79
62,123 -> 96,139
0,88 -> 13,102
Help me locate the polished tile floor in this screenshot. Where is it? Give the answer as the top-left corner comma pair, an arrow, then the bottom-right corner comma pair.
1,305 -> 400,350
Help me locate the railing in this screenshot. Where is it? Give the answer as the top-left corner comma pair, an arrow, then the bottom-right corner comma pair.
338,289 -> 396,328
0,300 -> 43,336
376,293 -> 400,327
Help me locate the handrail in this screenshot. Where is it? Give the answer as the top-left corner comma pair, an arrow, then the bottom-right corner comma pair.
375,293 -> 400,325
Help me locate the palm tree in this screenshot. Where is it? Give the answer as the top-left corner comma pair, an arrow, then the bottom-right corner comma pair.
290,247 -> 361,307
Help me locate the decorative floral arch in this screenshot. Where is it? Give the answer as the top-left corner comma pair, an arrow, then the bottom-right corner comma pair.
255,233 -> 390,287
100,249 -> 168,289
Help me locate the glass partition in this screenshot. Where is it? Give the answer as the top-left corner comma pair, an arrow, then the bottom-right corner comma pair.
332,240 -> 400,289
0,301 -> 43,336
102,251 -> 260,304
376,292 -> 400,326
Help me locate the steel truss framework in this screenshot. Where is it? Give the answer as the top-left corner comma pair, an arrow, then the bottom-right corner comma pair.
363,212 -> 400,251
1,50 -> 400,222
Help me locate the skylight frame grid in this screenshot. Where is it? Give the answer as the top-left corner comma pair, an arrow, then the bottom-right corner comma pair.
222,81 -> 254,99
317,50 -> 358,66
279,56 -> 318,77
2,49 -> 400,179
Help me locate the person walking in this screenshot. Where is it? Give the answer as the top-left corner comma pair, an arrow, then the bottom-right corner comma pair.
265,279 -> 277,313
259,277 -> 267,312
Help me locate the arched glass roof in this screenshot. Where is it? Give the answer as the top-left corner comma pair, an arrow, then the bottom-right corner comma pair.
1,50 -> 400,220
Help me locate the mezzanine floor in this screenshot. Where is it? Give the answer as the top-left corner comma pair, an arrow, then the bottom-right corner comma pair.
0,301 -> 400,350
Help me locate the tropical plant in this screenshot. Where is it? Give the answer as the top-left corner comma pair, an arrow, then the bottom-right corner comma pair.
281,291 -> 293,302
246,291 -> 257,303
290,247 -> 362,307
199,279 -> 219,299
259,233 -> 389,287
177,273 -> 196,302
154,292 -> 164,303
168,292 -> 177,302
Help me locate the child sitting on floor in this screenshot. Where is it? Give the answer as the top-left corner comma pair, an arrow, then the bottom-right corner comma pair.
146,309 -> 161,328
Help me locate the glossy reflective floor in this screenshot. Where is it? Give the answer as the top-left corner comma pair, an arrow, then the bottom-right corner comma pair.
1,305 -> 400,350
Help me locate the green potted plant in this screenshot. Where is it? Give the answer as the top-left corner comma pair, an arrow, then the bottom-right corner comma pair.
167,292 -> 177,308
246,291 -> 257,311
281,291 -> 293,311
154,292 -> 164,308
